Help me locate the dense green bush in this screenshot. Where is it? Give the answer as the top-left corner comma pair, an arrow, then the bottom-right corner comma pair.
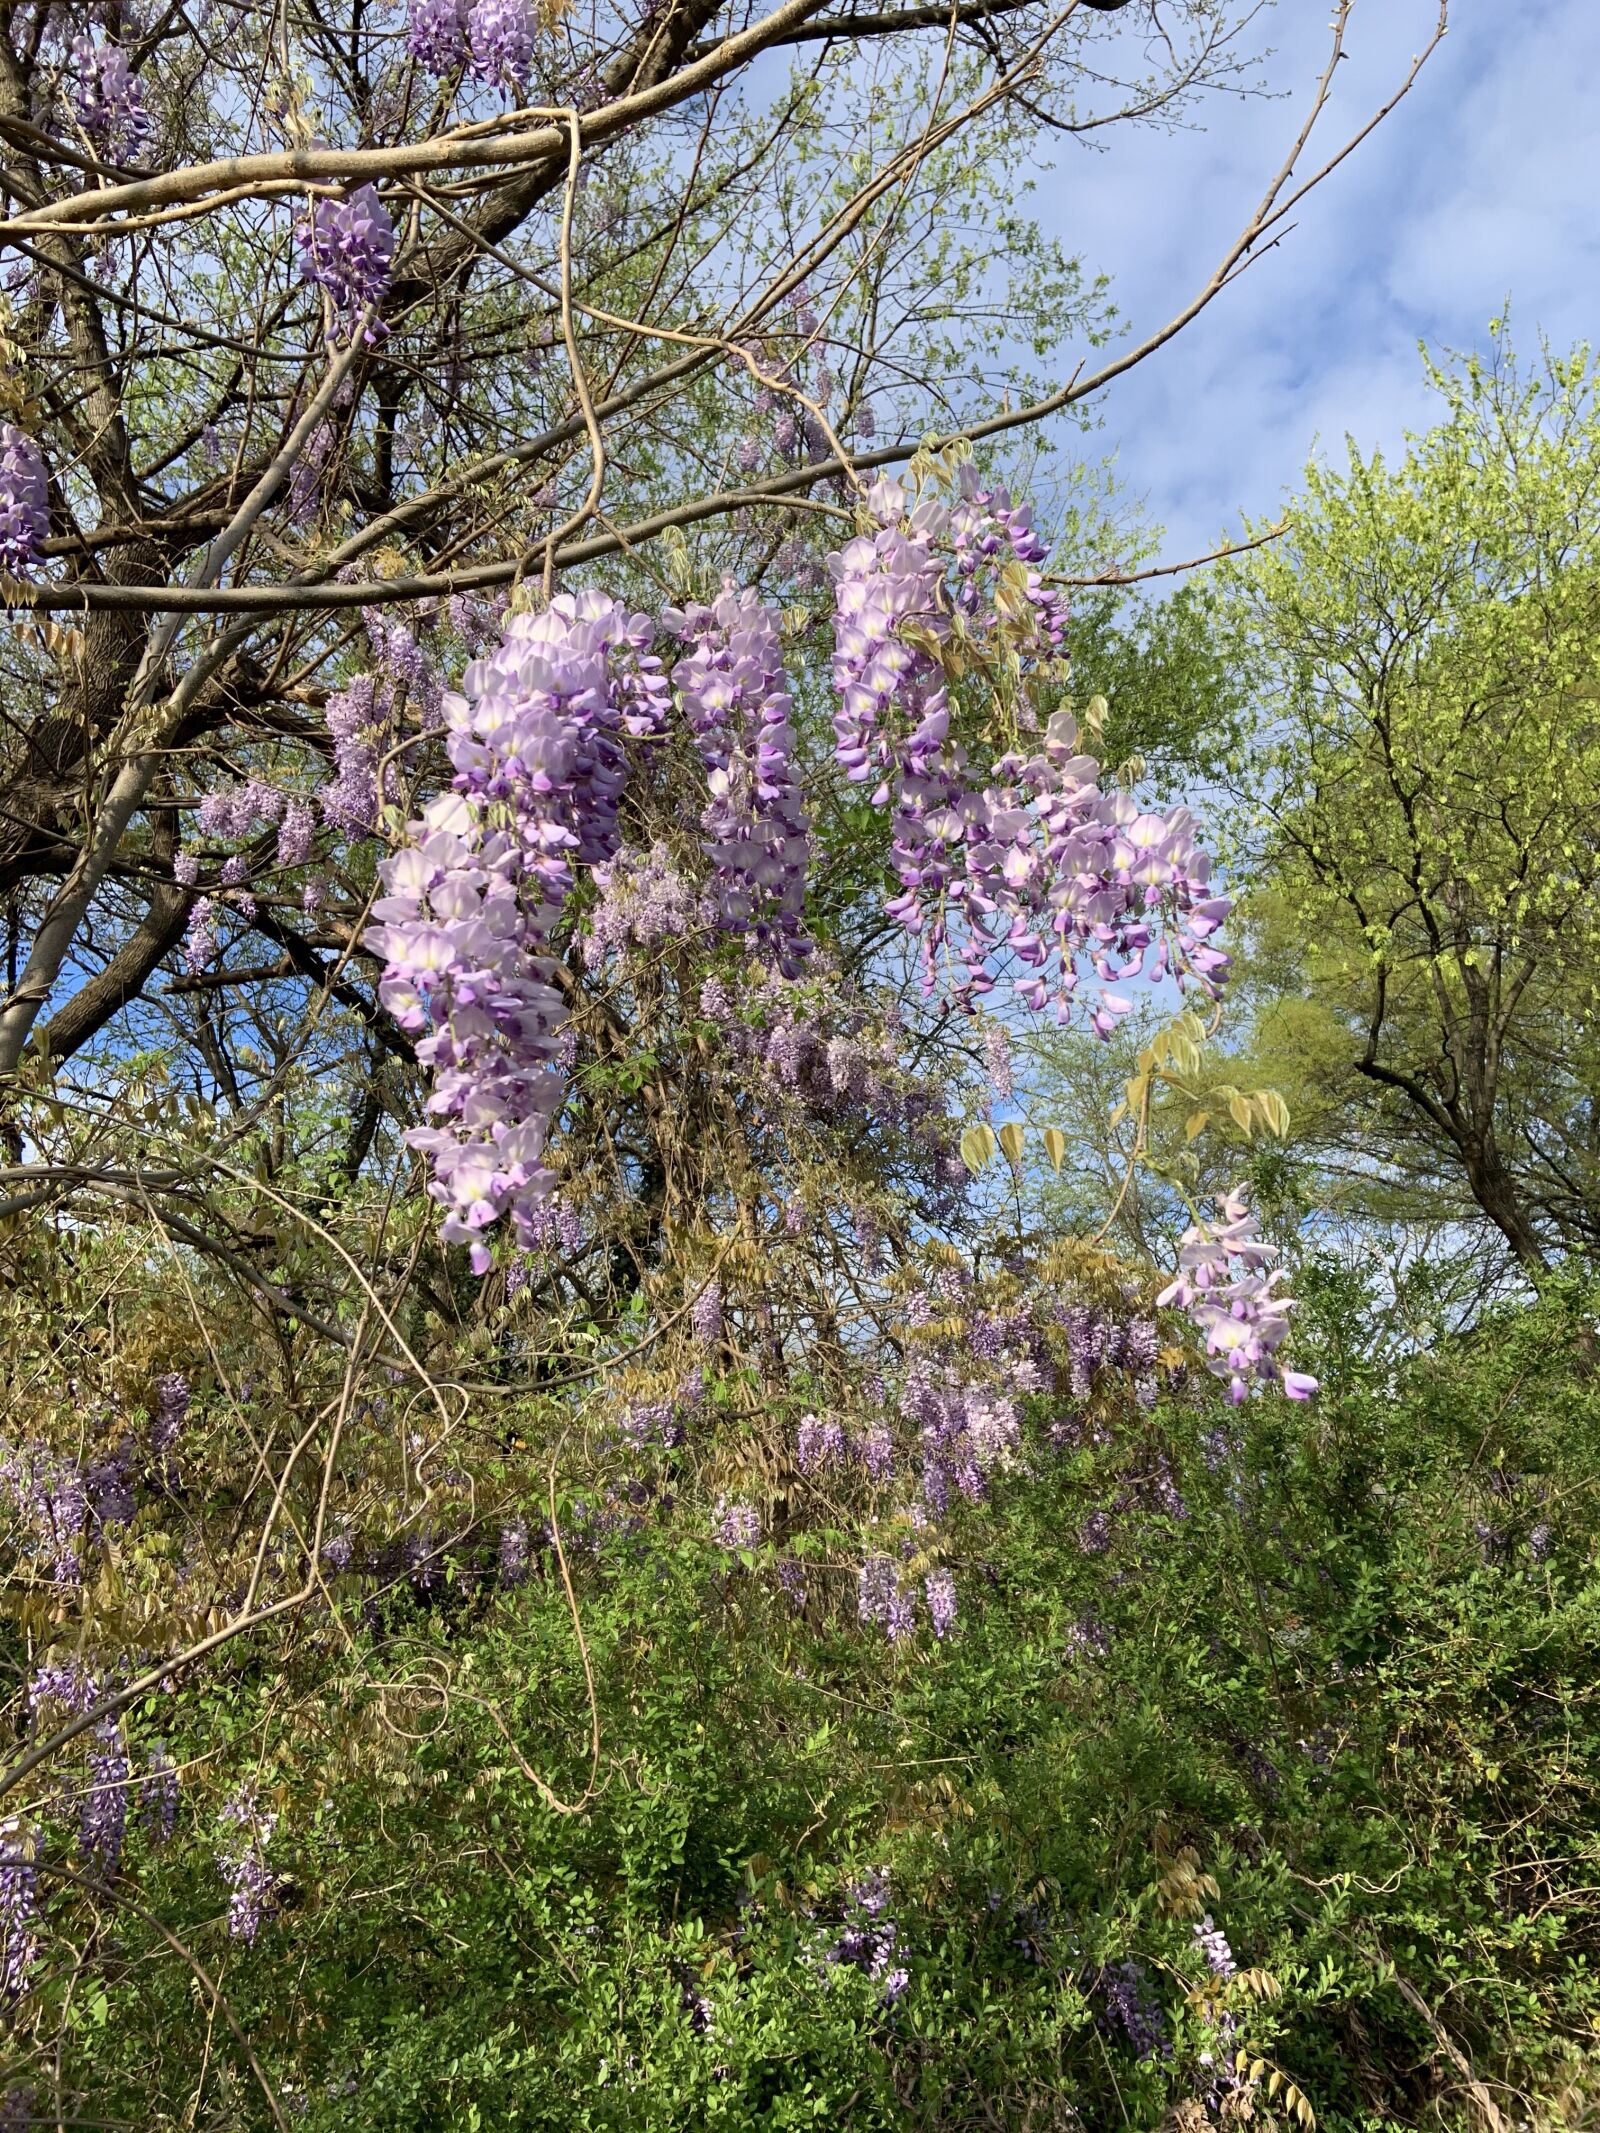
53,1273 -> 1599,2131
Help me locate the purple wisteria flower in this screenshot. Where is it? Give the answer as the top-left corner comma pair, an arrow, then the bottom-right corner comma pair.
407,0 -> 469,71
689,1279 -> 723,1344
140,1747 -> 179,1844
288,418 -> 335,523
857,1555 -> 916,1641
369,591 -> 669,1269
78,1721 -> 130,1874
666,585 -> 813,973
984,1022 -> 1013,1101
295,185 -> 396,343
796,1415 -> 845,1473
29,1660 -> 99,1716
0,1438 -> 86,1583
321,674 -> 389,833
217,1790 -> 279,1944
583,842 -> 705,965
73,39 -> 151,160
276,797 -> 315,868
1193,1914 -> 1236,1981
1157,1188 -> 1317,1403
823,1870 -> 910,2006
857,1424 -> 894,1482
498,1516 -> 530,1584
924,1567 -> 957,1638
0,425 -> 49,575
1099,1957 -> 1168,2061
712,1497 -> 760,1550
467,0 -> 535,88
1,1821 -> 39,2002
183,897 -> 217,975
828,473 -> 1229,1024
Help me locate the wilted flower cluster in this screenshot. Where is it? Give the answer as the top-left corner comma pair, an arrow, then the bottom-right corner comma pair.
0,425 -> 49,576
295,185 -> 396,343
1158,1189 -> 1317,1403
151,1372 -> 190,1459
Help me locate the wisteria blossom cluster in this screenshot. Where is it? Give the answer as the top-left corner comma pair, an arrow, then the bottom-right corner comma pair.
819,1869 -> 910,2006
582,842 -> 711,966
0,1821 -> 38,2002
952,473 -> 1071,645
295,184 -> 396,342
667,587 -> 813,973
1100,1957 -> 1169,2062
711,1497 -> 760,1549
73,38 -> 151,161
216,1790 -> 280,1944
321,673 -> 394,834
78,1723 -> 130,1874
830,475 -> 1229,1027
0,1435 -> 85,1584
373,472 -> 1234,1267
696,964 -> 969,1206
0,424 -> 48,576
1158,1189 -> 1318,1403
407,0 -> 470,71
457,0 -> 535,88
371,592 -> 669,1267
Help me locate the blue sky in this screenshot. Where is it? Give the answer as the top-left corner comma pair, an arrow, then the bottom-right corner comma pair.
1034,0 -> 1600,555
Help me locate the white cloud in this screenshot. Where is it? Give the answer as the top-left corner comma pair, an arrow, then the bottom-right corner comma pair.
1024,0 -> 1600,554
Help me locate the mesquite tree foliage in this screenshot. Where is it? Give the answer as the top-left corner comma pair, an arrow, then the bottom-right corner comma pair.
0,0 -> 1443,2123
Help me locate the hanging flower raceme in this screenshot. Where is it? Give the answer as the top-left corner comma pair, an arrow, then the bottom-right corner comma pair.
948,466 -> 1071,649
407,0 -> 469,71
1157,1188 -> 1317,1403
467,0 -> 535,88
73,39 -> 151,161
667,586 -> 814,973
216,1790 -> 279,1944
828,475 -> 1230,1027
0,1821 -> 39,2001
0,426 -> 49,576
295,185 -> 396,343
370,593 -> 668,1270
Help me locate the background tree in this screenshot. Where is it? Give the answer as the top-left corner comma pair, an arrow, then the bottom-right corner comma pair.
1220,333 -> 1600,1276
